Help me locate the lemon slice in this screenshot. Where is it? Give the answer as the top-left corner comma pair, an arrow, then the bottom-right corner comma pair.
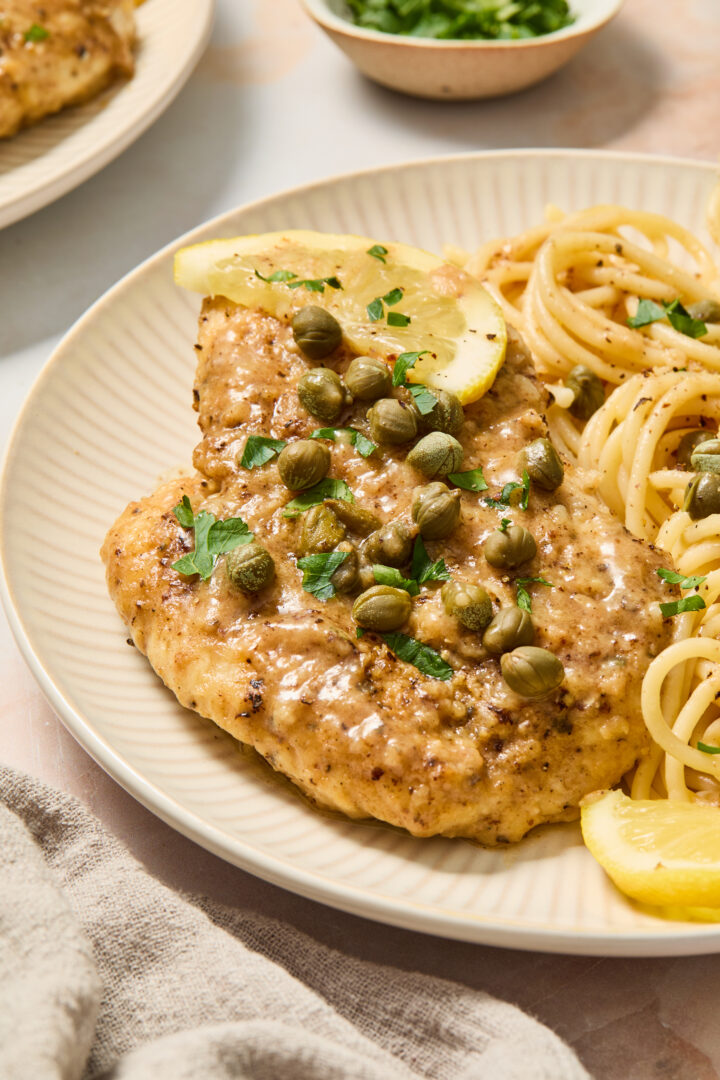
174,230 -> 506,404
581,788 -> 720,908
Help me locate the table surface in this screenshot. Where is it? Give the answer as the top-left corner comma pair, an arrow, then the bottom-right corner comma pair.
2,2 -> 720,1077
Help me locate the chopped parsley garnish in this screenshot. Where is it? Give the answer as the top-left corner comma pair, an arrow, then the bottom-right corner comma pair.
297,551 -> 348,601
447,466 -> 488,492
239,435 -> 287,469
254,269 -> 342,293
391,351 -> 437,416
381,631 -> 453,680
697,741 -> 720,755
656,568 -> 707,617
172,496 -> 253,580
516,576 -> 554,613
367,287 -> 407,324
367,244 -> 388,263
627,298 -> 707,339
346,0 -> 574,40
499,517 -> 511,532
484,470 -> 531,510
659,595 -> 706,618
24,23 -> 49,41
656,568 -> 707,590
282,478 -> 354,518
410,535 -> 450,583
373,564 -> 420,596
310,427 -> 377,457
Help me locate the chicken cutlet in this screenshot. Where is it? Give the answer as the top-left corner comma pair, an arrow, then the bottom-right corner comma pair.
102,304 -> 672,845
0,0 -> 135,138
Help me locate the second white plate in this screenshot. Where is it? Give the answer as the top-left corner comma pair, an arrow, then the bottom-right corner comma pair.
3,149 -> 720,956
0,0 -> 214,230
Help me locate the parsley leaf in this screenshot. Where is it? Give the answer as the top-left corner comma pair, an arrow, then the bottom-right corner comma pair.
660,595 -> 706,618
484,470 -> 531,510
367,297 -> 384,322
372,564 -> 420,596
254,268 -> 298,283
346,0 -> 574,40
240,435 -> 287,469
297,551 -> 348,601
656,568 -> 707,590
516,576 -> 554,613
383,287 -> 404,306
172,499 -> 253,581
448,466 -> 488,492
381,632 -> 453,681
387,311 -> 411,327
410,536 -> 450,584
254,268 -> 341,292
408,385 -> 437,415
392,350 -> 428,387
697,741 -> 720,755
310,427 -> 377,458
627,298 -> 707,339
24,23 -> 49,40
282,478 -> 354,518
499,517 -> 511,532
367,244 -> 388,263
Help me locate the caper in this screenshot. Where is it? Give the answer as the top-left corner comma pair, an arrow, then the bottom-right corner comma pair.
297,368 -> 351,424
292,305 -> 342,360
367,398 -> 418,445
683,473 -> 720,520
406,432 -> 464,480
565,365 -> 605,421
500,646 -> 564,698
361,520 -> 414,568
277,439 -> 330,491
517,438 -> 564,492
676,430 -> 713,469
483,607 -> 535,654
345,356 -> 391,400
417,389 -> 464,436
412,482 -> 462,540
226,541 -> 275,593
441,580 -> 493,632
330,541 -> 360,594
483,525 -> 536,570
324,498 -> 381,536
352,584 -> 412,631
690,438 -> 720,474
686,299 -> 720,323
298,504 -> 346,556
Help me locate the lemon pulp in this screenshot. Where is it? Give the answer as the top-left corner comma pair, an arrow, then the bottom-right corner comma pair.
581,788 -> 720,908
174,230 -> 506,404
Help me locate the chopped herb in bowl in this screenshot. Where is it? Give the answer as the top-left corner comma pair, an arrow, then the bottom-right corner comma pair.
344,0 -> 575,40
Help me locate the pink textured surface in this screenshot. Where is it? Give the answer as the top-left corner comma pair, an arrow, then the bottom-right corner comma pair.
2,1 -> 720,1077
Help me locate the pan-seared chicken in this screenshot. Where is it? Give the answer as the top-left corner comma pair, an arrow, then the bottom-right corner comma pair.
0,1 -> 136,138
102,305 -> 672,845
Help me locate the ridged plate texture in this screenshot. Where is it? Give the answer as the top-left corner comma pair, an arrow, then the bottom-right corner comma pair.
3,151 -> 720,955
0,0 -> 214,229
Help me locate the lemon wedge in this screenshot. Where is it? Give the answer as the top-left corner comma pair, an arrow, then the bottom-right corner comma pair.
581,788 -> 720,908
174,230 -> 506,404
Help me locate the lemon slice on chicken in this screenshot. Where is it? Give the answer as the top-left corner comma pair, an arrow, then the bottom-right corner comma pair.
174,230 -> 506,404
581,788 -> 720,910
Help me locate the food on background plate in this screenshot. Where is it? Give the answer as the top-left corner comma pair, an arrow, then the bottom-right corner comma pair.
0,0 -> 136,139
344,0 -> 575,40
102,231 -> 673,846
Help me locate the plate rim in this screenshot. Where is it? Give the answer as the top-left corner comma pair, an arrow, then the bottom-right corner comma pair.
0,0 -> 216,230
4,147 -> 720,956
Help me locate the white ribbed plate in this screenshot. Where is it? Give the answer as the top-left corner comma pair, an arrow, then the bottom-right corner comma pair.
4,151 -> 720,955
0,0 -> 214,229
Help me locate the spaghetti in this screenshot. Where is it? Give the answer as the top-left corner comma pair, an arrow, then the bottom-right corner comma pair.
461,196 -> 720,807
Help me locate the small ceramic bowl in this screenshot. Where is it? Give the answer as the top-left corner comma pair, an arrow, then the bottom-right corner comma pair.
300,0 -> 624,101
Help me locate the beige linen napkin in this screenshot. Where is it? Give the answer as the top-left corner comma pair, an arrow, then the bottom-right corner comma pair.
0,765 -> 590,1080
